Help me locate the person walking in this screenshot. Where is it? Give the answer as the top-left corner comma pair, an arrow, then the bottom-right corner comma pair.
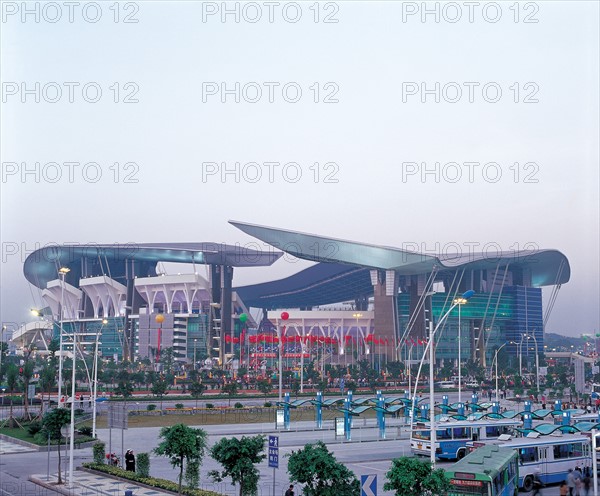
284,484 -> 294,496
567,469 -> 576,496
531,470 -> 543,496
560,481 -> 570,496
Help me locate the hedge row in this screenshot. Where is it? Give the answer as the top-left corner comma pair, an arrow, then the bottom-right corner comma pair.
82,463 -> 223,496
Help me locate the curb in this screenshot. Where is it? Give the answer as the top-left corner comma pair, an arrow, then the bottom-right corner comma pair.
28,475 -> 78,496
0,433 -> 97,452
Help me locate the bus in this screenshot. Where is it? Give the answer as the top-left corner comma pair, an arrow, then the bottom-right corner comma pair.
410,418 -> 522,460
489,433 -> 592,491
445,444 -> 519,496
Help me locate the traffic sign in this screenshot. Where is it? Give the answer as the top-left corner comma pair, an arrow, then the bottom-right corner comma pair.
361,474 -> 377,496
268,435 -> 279,468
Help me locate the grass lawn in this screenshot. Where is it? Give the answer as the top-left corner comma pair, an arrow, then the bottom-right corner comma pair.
0,426 -> 40,444
0,426 -> 95,446
83,406 -> 376,429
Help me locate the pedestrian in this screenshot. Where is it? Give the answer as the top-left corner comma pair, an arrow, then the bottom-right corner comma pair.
560,481 -> 570,496
583,474 -> 591,496
574,467 -> 583,496
285,484 -> 294,496
532,470 -> 543,496
125,450 -> 135,472
568,468 -> 576,496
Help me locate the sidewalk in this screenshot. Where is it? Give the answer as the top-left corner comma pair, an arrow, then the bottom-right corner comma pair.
30,470 -> 173,495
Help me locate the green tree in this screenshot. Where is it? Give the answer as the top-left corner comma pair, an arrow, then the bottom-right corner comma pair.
287,441 -> 360,496
256,379 -> 272,398
6,364 -> 19,427
151,378 -> 168,410
221,382 -> 239,406
291,380 -> 301,399
209,435 -> 266,496
38,364 -> 56,414
154,424 -> 208,495
42,408 -> 71,484
384,457 -> 450,496
189,382 -> 206,408
21,360 -> 35,420
115,380 -> 134,398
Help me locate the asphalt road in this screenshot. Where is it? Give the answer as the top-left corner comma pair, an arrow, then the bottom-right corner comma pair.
0,392 -> 572,495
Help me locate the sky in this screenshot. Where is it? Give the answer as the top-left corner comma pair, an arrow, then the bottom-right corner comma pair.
1,1 -> 598,337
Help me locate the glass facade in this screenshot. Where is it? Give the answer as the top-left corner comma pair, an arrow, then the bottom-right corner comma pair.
397,286 -> 543,365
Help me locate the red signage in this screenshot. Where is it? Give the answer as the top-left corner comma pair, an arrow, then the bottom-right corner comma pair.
451,479 -> 483,487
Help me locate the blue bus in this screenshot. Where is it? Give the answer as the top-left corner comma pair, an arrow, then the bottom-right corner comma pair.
410,418 -> 521,460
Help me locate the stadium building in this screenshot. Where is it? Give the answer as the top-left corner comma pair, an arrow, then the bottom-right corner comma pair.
12,221 -> 570,372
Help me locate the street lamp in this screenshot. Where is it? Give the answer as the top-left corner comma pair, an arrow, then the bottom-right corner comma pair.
57,266 -> 70,408
490,342 -> 511,402
526,334 -> 540,395
92,319 -> 108,439
453,296 -> 469,404
352,313 -> 363,361
0,325 -> 6,382
410,290 -> 475,467
194,338 -> 198,370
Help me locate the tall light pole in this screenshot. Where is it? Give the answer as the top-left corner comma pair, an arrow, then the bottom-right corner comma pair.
491,342 -> 510,402
353,313 -> 362,361
92,319 -> 108,439
453,296 -> 469,404
410,290 -> 475,467
193,338 -> 198,370
57,267 -> 70,407
527,334 -> 540,395
68,328 -> 77,484
0,325 -> 6,379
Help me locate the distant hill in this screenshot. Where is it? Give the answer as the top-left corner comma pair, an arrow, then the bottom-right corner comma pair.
545,332 -> 595,353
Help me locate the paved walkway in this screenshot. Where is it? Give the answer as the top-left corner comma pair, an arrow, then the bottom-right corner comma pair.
0,438 -> 37,454
30,470 -> 173,495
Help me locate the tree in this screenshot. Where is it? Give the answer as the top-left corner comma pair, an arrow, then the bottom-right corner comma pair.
115,380 -> 134,399
256,379 -> 272,398
154,424 -> 208,495
287,441 -> 360,496
21,360 -> 35,420
384,457 -> 450,496
38,364 -> 56,415
151,378 -> 168,410
189,382 -> 206,408
6,364 -> 19,428
42,408 -> 71,484
209,435 -> 266,496
221,382 -> 239,406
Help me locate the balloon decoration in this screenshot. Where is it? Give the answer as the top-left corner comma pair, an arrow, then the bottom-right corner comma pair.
239,313 -> 248,323
155,314 -> 165,324
280,311 -> 289,320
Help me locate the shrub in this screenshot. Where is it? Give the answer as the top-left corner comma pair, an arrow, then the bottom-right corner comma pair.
79,426 -> 93,437
136,452 -> 150,477
147,404 -> 157,411
83,463 -> 221,496
264,402 -> 273,408
74,408 -> 85,416
175,403 -> 184,409
93,442 -> 106,464
206,403 -> 214,409
27,421 -> 42,436
234,402 -> 243,409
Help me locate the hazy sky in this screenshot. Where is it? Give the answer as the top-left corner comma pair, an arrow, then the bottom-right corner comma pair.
1,1 -> 598,337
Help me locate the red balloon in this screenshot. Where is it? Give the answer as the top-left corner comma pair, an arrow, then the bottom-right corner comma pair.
281,311 -> 289,320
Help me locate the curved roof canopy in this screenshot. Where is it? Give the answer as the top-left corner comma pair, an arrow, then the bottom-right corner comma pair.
24,242 -> 282,289
230,221 -> 571,286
